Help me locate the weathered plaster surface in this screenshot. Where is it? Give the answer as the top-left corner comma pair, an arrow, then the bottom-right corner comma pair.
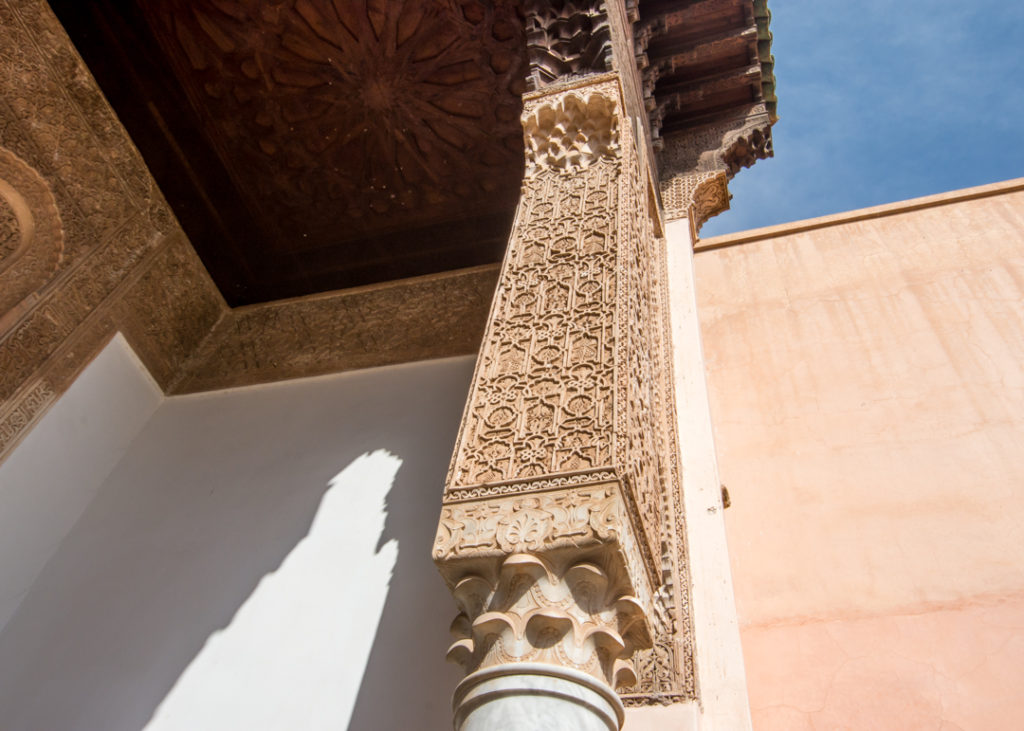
742,594 -> 1024,730
695,179 -> 1024,728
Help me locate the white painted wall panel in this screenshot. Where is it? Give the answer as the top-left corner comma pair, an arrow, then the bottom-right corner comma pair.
0,334 -> 162,634
0,353 -> 472,731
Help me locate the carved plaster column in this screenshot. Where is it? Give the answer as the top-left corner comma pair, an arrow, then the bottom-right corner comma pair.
432,61 -> 681,726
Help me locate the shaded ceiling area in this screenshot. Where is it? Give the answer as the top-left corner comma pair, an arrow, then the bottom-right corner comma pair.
50,0 -> 528,306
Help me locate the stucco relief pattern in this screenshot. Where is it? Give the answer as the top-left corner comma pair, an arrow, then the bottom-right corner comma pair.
0,0 -> 201,461
437,77 -> 694,701
0,146 -> 64,314
435,483 -> 624,560
661,170 -> 730,230
657,102 -> 773,225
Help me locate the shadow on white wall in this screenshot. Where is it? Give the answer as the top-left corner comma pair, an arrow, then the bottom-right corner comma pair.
146,450 -> 401,731
0,350 -> 470,731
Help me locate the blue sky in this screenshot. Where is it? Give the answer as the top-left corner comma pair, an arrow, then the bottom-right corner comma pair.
699,0 -> 1024,237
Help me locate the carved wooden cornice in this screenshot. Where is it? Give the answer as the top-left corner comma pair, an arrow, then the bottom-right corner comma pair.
656,101 -> 774,226
523,0 -> 614,91
634,0 -> 778,227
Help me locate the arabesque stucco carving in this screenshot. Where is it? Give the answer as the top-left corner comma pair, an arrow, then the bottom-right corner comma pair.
435,76 -> 695,701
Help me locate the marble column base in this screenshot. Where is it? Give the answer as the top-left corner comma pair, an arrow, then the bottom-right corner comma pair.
452,663 -> 624,731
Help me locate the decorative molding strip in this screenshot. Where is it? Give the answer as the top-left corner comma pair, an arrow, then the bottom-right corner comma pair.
0,379 -> 55,457
445,468 -> 619,503
435,484 -> 626,561
170,264 -> 499,394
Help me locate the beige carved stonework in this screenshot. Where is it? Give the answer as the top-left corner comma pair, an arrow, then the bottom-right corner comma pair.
446,549 -> 650,689
435,74 -> 696,703
168,264 -> 499,395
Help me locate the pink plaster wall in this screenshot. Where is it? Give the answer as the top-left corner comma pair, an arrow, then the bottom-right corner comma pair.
694,180 -> 1024,728
742,593 -> 1024,730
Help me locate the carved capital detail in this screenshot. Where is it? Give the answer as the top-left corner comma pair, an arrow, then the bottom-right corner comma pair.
523,90 -> 619,174
445,548 -> 651,689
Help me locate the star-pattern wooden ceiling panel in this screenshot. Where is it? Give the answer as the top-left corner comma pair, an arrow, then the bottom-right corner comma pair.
51,0 -> 528,305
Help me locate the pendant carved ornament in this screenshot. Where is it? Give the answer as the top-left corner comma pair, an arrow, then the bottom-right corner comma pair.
523,0 -> 612,91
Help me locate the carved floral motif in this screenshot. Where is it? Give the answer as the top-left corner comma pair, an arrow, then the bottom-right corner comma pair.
147,0 -> 527,241
661,170 -> 730,229
435,484 -> 623,561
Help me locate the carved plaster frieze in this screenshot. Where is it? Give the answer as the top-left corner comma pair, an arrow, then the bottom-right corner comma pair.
661,170 -> 731,232
169,265 -> 499,394
443,79 -> 664,579
0,0 -> 499,467
0,146 -> 64,315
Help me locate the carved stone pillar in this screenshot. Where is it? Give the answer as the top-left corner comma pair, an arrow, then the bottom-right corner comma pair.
433,69 -> 679,729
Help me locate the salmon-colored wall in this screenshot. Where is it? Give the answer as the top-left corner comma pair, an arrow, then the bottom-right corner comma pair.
694,180 -> 1024,729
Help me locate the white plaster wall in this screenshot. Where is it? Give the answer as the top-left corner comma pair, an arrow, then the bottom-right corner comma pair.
0,351 -> 472,731
0,334 -> 162,634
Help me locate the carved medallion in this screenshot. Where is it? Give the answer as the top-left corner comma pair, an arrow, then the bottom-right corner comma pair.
0,147 -> 64,316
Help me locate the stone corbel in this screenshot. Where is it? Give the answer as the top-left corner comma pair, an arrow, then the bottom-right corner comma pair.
656,103 -> 774,229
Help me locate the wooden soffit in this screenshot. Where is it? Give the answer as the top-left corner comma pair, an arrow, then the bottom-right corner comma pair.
49,0 -> 528,305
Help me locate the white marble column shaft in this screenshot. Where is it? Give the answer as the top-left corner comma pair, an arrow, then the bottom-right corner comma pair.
453,663 -> 624,731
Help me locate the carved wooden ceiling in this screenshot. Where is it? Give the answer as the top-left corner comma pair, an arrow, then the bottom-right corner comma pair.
49,0 -> 774,306
50,0 -> 528,305
640,0 -> 776,139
